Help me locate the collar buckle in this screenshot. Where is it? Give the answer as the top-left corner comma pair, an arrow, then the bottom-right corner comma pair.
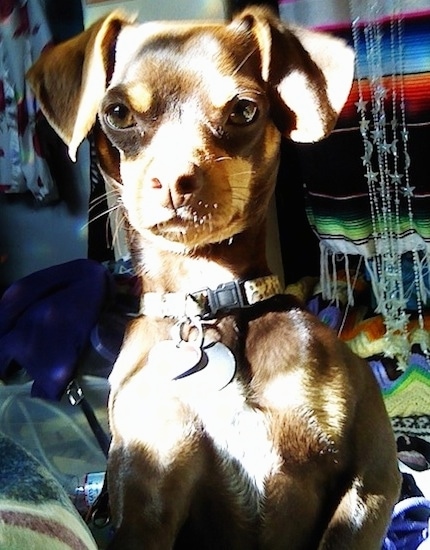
200,280 -> 246,318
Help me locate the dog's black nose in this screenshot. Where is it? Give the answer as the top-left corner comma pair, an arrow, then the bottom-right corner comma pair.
151,163 -> 203,209
176,173 -> 200,195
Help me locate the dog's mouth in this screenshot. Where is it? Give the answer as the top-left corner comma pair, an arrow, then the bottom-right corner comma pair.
152,204 -> 218,235
147,203 -> 243,246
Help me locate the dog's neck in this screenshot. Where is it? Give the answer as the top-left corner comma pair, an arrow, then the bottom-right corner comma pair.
130,222 -> 282,320
130,221 -> 272,295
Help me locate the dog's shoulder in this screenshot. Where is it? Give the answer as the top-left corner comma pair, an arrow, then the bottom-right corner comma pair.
244,294 -> 355,369
244,295 -> 374,449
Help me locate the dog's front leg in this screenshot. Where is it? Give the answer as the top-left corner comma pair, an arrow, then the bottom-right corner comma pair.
317,389 -> 401,550
107,430 -> 207,550
317,473 -> 398,550
107,368 -> 207,550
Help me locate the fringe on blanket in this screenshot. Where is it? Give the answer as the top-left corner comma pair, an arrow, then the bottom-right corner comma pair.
319,240 -> 430,312
319,241 -> 358,306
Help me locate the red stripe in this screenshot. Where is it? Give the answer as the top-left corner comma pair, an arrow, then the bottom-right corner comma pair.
0,509 -> 93,550
338,74 -> 430,125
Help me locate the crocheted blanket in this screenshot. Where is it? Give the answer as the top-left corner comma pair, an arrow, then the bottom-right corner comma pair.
288,275 -> 430,440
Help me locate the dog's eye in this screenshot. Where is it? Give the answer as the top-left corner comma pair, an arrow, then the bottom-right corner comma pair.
104,103 -> 136,130
229,99 -> 259,126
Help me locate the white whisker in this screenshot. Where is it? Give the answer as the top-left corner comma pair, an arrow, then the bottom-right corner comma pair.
232,48 -> 258,76
88,188 -> 119,212
82,203 -> 120,230
215,156 -> 233,163
111,208 -> 126,251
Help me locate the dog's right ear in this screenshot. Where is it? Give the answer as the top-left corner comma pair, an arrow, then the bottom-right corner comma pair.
27,11 -> 134,161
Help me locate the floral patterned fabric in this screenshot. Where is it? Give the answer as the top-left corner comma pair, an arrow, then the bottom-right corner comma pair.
0,0 -> 57,202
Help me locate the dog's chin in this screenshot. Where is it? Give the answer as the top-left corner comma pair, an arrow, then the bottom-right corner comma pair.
152,220 -> 239,249
134,213 -> 243,251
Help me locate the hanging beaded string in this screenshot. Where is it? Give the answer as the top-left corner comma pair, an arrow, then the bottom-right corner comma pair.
348,0 -> 426,367
388,5 -> 404,311
385,0 -> 430,357
349,7 -> 382,298
373,1 -> 410,345
393,0 -> 430,356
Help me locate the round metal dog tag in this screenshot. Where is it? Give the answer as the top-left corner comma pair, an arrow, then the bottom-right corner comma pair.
147,340 -> 236,391
202,342 -> 236,390
147,340 -> 202,379
174,342 -> 235,391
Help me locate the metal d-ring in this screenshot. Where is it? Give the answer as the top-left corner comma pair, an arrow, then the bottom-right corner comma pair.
172,316 -> 204,349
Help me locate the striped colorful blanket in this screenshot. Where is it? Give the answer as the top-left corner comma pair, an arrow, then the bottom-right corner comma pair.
279,1 -> 430,300
0,432 -> 97,550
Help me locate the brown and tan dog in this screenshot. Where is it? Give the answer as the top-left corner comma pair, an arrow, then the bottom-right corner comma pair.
27,7 -> 401,549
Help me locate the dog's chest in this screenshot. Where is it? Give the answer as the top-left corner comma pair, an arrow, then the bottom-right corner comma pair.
113,364 -> 280,507
188,380 -> 288,521
190,381 -> 282,494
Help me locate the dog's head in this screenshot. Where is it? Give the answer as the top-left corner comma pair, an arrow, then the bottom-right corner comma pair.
28,7 -> 353,251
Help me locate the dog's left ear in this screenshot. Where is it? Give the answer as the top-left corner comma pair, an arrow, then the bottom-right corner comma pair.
232,7 -> 354,142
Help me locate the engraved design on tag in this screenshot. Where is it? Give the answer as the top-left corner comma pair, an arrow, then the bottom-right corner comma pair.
174,342 -> 236,391
147,340 -> 236,391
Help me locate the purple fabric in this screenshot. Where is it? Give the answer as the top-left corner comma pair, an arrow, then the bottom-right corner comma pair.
383,497 -> 430,549
0,259 -> 112,400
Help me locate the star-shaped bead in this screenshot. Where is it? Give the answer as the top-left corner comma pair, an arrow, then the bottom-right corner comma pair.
370,128 -> 383,142
389,171 -> 403,185
359,119 -> 370,135
355,98 -> 368,113
365,169 -> 379,183
401,184 -> 415,198
401,128 -> 409,141
380,141 -> 392,154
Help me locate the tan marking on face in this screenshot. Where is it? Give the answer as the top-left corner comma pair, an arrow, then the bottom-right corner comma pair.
207,74 -> 237,109
127,82 -> 153,113
226,157 -> 252,212
182,35 -> 239,108
263,124 -> 281,163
